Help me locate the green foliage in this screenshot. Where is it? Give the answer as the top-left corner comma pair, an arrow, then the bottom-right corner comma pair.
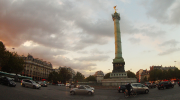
149,68 -> 180,81
0,41 -> 6,68
74,72 -> 85,83
48,68 -> 72,83
86,75 -> 96,81
144,76 -> 147,82
104,73 -> 110,79
127,71 -> 136,78
48,71 -> 59,83
0,42 -> 24,74
59,68 -> 72,83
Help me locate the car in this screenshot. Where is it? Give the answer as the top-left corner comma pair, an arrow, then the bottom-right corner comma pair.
144,82 -> 156,88
131,83 -> 149,94
0,76 -> 16,87
58,83 -> 65,86
171,81 -> 176,85
37,81 -> 47,87
66,83 -> 71,87
118,85 -> 126,93
157,81 -> 174,90
178,81 -> 180,86
21,79 -> 41,89
70,85 -> 94,95
84,85 -> 95,91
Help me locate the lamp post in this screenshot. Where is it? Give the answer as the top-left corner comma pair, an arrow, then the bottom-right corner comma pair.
12,48 -> 15,54
174,61 -> 176,67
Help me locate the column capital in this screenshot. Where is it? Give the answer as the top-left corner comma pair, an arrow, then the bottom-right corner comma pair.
112,12 -> 120,21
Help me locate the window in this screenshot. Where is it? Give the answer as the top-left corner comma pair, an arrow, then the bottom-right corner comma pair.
136,84 -> 142,87
78,86 -> 85,89
131,84 -> 137,87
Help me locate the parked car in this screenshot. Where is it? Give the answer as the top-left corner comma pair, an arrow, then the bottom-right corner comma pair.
118,85 -> 126,93
66,83 -> 71,87
0,76 -> 16,87
70,85 -> 94,95
37,81 -> 47,87
144,82 -> 156,88
58,83 -> 65,86
131,83 -> 149,94
21,79 -> 41,89
157,81 -> 174,90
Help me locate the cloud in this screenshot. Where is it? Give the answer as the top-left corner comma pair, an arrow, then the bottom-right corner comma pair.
129,38 -> 140,44
158,48 -> 180,56
74,55 -> 109,62
157,39 -> 180,56
140,0 -> 180,24
159,39 -> 179,47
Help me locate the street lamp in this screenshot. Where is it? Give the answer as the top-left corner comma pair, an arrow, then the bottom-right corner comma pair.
174,61 -> 176,67
12,48 -> 15,54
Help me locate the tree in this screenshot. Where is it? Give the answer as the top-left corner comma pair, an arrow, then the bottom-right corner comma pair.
0,41 -> 6,69
104,73 -> 110,79
74,72 -> 85,83
48,71 -> 59,83
2,52 -> 24,74
144,76 -> 147,82
59,68 -> 72,84
127,71 -> 136,78
86,75 -> 96,81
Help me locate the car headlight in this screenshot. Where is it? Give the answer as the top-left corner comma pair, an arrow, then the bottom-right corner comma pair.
91,90 -> 94,92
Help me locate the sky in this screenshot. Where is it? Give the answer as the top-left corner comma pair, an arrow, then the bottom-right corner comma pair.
0,0 -> 180,77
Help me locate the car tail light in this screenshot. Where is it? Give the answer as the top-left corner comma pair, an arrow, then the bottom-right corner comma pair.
161,84 -> 163,86
21,80 -> 22,83
119,86 -> 120,89
178,82 -> 179,84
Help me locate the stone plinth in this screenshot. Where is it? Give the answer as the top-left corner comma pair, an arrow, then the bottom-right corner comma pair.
110,72 -> 127,78
96,75 -> 104,83
102,78 -> 137,86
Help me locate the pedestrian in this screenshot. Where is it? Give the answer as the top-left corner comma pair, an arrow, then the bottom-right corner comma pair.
125,82 -> 132,96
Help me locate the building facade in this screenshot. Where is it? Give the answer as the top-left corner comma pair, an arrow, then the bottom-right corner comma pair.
20,54 -> 53,81
94,71 -> 104,83
150,65 -> 177,71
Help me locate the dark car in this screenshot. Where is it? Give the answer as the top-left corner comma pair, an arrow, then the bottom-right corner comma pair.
178,81 -> 180,86
118,85 -> 126,93
158,81 -> 174,90
37,81 -> 48,87
0,77 -> 16,87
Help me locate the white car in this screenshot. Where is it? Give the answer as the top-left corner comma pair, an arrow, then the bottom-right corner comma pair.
70,85 -> 94,95
58,83 -> 65,86
84,85 -> 95,91
66,83 -> 71,87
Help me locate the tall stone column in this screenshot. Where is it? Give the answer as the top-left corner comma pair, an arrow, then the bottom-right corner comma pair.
112,12 -> 125,73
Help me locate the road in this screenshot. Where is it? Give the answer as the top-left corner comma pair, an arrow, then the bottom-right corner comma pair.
0,83 -> 180,100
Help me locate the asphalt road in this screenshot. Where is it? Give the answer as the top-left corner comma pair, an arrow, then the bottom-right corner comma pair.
0,83 -> 180,100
